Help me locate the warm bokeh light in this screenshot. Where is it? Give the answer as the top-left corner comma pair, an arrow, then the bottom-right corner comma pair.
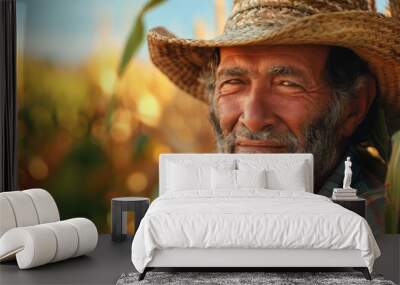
28,157 -> 49,180
100,69 -> 116,96
152,144 -> 172,162
127,171 -> 148,193
111,121 -> 132,143
367,146 -> 380,158
137,93 -> 161,127
366,146 -> 385,163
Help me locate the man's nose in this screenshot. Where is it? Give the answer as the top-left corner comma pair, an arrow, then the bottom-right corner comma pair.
239,85 -> 278,132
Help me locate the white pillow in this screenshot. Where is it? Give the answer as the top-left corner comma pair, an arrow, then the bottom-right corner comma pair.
211,169 -> 267,190
211,168 -> 236,190
166,159 -> 236,192
236,169 -> 267,189
167,162 -> 210,191
238,159 -> 309,192
266,161 -> 307,191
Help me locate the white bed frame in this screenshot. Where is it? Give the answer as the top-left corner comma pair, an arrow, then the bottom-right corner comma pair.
140,154 -> 370,280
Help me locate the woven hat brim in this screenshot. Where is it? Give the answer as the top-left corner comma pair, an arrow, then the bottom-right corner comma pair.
147,11 -> 400,133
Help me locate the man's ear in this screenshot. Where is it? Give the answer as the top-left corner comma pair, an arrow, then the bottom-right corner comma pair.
339,76 -> 376,138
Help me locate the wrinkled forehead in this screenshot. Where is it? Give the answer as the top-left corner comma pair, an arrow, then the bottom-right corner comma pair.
220,45 -> 330,60
218,45 -> 331,75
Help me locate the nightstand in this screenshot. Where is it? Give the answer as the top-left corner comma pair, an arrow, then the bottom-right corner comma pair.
331,197 -> 366,218
111,197 -> 150,242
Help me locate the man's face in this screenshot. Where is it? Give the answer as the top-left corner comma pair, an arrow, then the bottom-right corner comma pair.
210,45 -> 343,182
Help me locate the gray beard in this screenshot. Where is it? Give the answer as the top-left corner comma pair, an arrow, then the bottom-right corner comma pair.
209,101 -> 342,186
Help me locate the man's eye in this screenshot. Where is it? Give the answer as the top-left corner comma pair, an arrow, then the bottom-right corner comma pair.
279,80 -> 300,87
279,80 -> 302,88
218,79 -> 244,96
222,79 -> 243,86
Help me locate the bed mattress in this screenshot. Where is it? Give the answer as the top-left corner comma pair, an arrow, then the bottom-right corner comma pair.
131,190 -> 380,273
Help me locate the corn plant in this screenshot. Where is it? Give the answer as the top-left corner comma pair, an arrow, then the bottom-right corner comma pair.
118,0 -> 167,76
385,131 -> 400,234
388,0 -> 400,17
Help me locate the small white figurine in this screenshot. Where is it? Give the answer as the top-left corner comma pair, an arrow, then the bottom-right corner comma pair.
342,157 -> 353,189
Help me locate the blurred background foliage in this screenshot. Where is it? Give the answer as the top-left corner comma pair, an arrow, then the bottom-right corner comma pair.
16,0 -> 232,233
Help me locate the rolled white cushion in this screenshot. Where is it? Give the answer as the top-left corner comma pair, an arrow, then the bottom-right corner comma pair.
0,191 -> 39,227
0,226 -> 57,269
23,189 -> 60,224
65,218 -> 98,257
42,221 -> 79,262
0,218 -> 97,269
0,189 -> 60,239
0,196 -> 17,237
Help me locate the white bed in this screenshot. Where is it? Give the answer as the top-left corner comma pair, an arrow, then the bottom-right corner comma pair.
131,154 -> 380,280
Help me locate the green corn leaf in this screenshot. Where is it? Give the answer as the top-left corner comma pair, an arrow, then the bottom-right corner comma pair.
385,130 -> 400,233
118,18 -> 145,77
132,133 -> 150,160
140,0 -> 167,14
118,0 -> 167,77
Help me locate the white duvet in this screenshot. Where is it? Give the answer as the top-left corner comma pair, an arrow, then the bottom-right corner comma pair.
131,190 -> 380,273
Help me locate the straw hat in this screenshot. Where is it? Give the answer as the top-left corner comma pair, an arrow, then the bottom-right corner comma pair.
147,0 -> 400,132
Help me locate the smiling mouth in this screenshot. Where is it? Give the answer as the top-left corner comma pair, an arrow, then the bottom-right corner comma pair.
235,138 -> 286,149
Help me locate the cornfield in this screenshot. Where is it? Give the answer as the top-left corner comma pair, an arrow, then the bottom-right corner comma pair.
17,0 -> 228,233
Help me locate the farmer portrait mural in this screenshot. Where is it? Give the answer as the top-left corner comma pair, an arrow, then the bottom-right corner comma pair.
146,0 -> 400,233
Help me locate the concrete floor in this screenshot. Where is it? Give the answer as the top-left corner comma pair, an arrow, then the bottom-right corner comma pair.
0,235 -> 134,285
1,234 -> 398,285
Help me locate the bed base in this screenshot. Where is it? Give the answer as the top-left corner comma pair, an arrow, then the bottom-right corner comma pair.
138,248 -> 372,281
138,267 -> 371,281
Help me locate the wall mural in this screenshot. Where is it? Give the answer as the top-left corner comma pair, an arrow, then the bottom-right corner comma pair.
16,0 -> 399,234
